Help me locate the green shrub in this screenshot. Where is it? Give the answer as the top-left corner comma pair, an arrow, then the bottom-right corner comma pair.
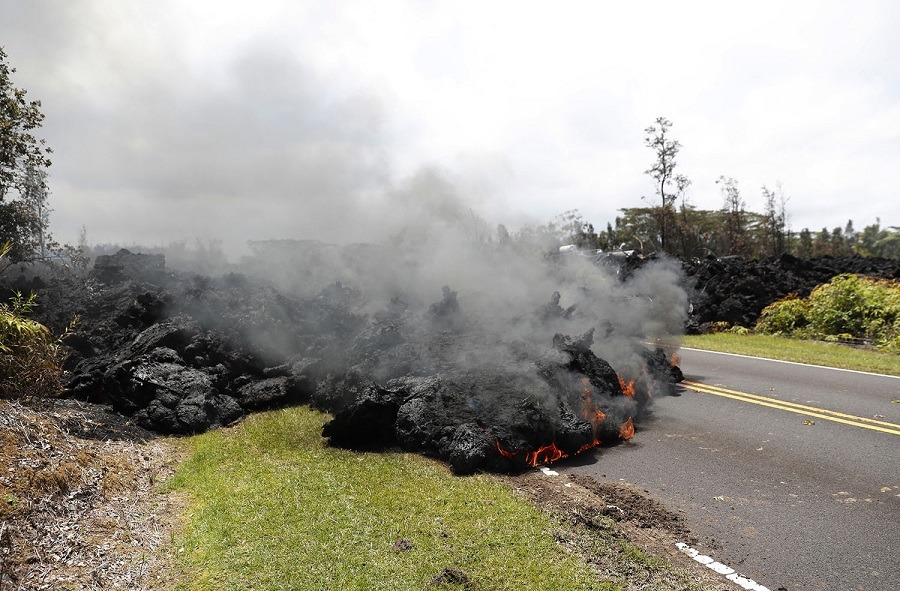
808,274 -> 872,336
0,242 -> 70,398
755,294 -> 810,335
755,274 -> 900,353
0,290 -> 69,398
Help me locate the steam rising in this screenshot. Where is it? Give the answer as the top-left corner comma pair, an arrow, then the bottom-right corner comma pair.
3,2 -> 691,472
235,162 -> 689,411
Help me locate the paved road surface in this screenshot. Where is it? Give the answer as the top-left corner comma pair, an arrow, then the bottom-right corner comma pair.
561,348 -> 900,591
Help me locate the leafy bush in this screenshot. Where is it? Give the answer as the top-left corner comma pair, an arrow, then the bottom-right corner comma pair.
808,274 -> 873,336
0,289 -> 69,398
755,274 -> 900,353
0,241 -> 70,398
755,295 -> 809,335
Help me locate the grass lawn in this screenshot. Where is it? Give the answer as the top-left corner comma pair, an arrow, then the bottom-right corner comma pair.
167,406 -> 615,591
681,333 -> 900,376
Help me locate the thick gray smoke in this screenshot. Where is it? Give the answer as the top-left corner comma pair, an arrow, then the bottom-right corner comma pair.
229,163 -> 689,408
1,2 -> 690,463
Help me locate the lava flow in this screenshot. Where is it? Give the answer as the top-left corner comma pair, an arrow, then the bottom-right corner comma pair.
495,375 -> 639,467
495,440 -> 570,467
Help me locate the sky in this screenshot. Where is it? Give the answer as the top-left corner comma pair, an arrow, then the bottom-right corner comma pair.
1,0 -> 898,254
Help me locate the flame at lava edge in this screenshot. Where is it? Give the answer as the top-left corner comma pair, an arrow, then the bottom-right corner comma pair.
618,375 -> 636,397
618,417 -> 635,440
494,372 -> 639,467
495,439 -> 571,466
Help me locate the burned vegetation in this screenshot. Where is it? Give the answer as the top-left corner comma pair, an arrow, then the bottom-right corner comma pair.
6,243 -> 687,475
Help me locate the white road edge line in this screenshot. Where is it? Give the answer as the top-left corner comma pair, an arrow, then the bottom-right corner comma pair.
675,542 -> 772,591
546,469 -> 773,590
679,346 -> 900,379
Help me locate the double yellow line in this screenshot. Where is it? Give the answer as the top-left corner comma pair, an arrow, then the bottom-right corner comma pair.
681,380 -> 900,436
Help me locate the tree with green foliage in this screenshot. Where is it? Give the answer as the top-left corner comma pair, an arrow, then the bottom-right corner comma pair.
643,117 -> 689,254
812,227 -> 832,257
830,226 -> 848,256
854,219 -> 900,259
717,175 -> 748,256
796,228 -> 813,258
843,220 -> 857,253
602,117 -> 900,261
551,209 -> 600,249
760,184 -> 787,257
0,47 -> 53,261
614,207 -> 658,254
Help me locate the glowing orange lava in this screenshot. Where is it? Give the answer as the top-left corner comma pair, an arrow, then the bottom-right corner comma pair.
495,371 -> 642,467
579,378 -> 607,428
526,443 -> 568,466
494,439 -> 515,459
619,417 -> 635,440
495,440 -> 570,467
577,438 -> 601,454
618,375 -> 636,397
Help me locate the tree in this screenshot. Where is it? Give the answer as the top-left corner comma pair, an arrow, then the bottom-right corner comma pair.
856,219 -> 900,259
761,184 -> 787,257
812,227 -> 832,257
717,176 -> 747,255
21,163 -> 49,257
0,47 -> 53,260
554,209 -> 599,249
843,220 -> 857,254
615,207 -> 659,253
643,117 -> 687,254
797,228 -> 813,258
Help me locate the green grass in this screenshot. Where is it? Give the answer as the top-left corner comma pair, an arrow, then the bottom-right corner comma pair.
681,333 -> 900,376
167,406 -> 609,591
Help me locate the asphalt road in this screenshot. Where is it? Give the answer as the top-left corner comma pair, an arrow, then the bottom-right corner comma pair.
560,348 -> 900,591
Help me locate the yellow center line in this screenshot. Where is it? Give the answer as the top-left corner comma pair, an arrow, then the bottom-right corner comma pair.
681,380 -> 900,436
682,380 -> 900,428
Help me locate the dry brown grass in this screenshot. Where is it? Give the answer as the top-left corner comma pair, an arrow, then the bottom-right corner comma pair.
0,398 -> 185,591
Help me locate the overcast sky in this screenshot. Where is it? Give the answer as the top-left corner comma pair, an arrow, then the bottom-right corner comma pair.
1,0 -> 898,254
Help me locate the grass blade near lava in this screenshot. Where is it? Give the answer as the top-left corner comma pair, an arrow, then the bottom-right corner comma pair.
166,406 -> 608,591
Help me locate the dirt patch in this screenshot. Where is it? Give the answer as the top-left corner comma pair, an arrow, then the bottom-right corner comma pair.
0,398 -> 185,591
502,470 -> 736,590
566,474 -> 689,534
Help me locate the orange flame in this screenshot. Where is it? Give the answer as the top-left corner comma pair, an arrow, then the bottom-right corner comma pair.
526,443 -> 568,466
670,352 -> 681,366
494,440 -> 516,460
619,417 -> 635,440
495,372 -> 642,467
618,375 -> 636,397
495,440 -> 570,467
577,439 -> 599,454
579,381 -> 607,428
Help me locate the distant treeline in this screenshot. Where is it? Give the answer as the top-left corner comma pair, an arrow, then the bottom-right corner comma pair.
540,116 -> 900,261
546,207 -> 900,260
